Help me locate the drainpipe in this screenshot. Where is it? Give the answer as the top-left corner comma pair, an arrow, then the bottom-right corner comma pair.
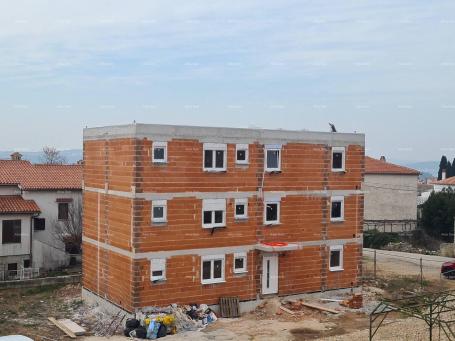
30,213 -> 39,268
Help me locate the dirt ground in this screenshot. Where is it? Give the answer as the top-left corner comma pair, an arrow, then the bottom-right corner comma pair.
2,252 -> 455,341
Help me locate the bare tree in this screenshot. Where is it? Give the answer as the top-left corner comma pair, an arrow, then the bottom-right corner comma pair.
53,199 -> 82,254
41,146 -> 67,164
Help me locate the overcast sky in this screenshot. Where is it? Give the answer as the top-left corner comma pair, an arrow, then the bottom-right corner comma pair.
0,0 -> 454,161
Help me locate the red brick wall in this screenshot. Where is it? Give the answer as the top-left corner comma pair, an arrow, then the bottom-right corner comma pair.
83,136 -> 364,311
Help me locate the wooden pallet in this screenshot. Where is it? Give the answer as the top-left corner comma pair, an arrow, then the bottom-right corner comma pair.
219,296 -> 240,318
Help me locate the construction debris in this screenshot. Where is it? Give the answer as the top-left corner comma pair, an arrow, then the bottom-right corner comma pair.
300,302 -> 340,314
58,319 -> 86,336
48,317 -> 77,339
340,293 -> 363,309
279,306 -> 296,315
125,303 -> 218,339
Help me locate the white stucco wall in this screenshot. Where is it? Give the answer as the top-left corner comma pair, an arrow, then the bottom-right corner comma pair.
363,174 -> 418,221
434,184 -> 455,192
0,214 -> 31,257
0,185 -> 21,195
22,190 -> 82,269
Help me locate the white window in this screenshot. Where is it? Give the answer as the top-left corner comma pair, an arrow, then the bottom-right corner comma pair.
236,144 -> 249,165
331,147 -> 345,172
234,198 -> 248,219
265,144 -> 281,172
329,245 -> 343,271
202,199 -> 226,228
330,196 -> 344,222
201,254 -> 225,284
203,143 -> 227,171
152,200 -> 167,223
264,200 -> 280,225
150,258 -> 166,281
152,141 -> 168,163
233,252 -> 247,273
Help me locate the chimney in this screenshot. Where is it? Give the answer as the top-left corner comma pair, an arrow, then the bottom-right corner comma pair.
10,152 -> 22,161
380,156 -> 386,162
443,169 -> 447,180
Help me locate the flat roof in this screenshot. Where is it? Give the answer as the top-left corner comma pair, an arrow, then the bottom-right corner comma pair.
83,123 -> 365,146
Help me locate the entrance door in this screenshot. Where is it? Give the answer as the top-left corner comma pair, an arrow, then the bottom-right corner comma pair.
262,254 -> 278,294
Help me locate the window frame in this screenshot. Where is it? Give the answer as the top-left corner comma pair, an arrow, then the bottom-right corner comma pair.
58,202 -> 69,220
201,254 -> 225,284
264,144 -> 282,172
152,200 -> 167,224
235,144 -> 249,165
2,219 -> 21,244
330,196 -> 345,222
331,146 -> 346,172
203,143 -> 227,172
152,141 -> 168,164
33,217 -> 46,231
202,199 -> 226,229
233,252 -> 247,274
150,258 -> 166,281
264,200 -> 280,225
234,198 -> 248,220
329,245 -> 344,271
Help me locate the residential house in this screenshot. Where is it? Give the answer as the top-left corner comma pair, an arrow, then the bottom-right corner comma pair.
0,153 -> 82,279
432,177 -> 455,192
363,156 -> 420,232
82,123 -> 364,312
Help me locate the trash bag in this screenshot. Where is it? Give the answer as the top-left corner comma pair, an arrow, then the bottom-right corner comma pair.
157,323 -> 167,338
133,326 -> 147,339
125,318 -> 140,329
123,327 -> 134,337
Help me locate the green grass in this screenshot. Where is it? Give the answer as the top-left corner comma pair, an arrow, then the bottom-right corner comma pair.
23,284 -> 64,296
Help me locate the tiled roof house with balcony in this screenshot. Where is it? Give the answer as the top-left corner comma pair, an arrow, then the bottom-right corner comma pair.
82,123 -> 365,312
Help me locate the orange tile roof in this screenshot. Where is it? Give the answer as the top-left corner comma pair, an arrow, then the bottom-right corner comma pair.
0,160 -> 82,190
0,195 -> 40,214
433,177 -> 455,186
365,156 -> 420,175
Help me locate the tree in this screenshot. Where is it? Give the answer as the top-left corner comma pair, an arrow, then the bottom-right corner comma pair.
448,161 -> 453,178
438,155 -> 448,180
53,199 -> 82,254
420,188 -> 455,241
41,146 -> 66,164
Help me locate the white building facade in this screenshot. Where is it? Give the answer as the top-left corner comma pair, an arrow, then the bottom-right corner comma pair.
363,156 -> 420,232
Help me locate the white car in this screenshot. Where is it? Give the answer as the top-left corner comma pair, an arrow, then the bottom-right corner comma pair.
0,337 -> 34,341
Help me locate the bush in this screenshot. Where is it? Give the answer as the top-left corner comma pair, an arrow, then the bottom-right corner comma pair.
420,188 -> 455,241
363,230 -> 400,249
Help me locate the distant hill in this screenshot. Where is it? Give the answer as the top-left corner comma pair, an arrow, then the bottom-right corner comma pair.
0,149 -> 83,164
400,161 -> 439,177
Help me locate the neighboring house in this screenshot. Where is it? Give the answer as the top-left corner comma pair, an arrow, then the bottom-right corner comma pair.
432,176 -> 455,192
82,123 -> 365,312
0,153 -> 82,278
363,156 -> 420,232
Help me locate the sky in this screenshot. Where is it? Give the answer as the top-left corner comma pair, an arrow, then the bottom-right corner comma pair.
0,0 -> 454,162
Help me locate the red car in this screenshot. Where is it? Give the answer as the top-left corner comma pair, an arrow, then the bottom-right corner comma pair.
441,261 -> 455,279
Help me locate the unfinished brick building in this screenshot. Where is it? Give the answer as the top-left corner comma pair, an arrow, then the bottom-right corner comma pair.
82,123 -> 365,312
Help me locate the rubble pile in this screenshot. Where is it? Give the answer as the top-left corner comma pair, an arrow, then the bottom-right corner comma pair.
340,293 -> 363,309
124,303 -> 218,339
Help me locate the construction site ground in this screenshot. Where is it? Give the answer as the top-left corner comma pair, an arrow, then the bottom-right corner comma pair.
1,249 -> 455,341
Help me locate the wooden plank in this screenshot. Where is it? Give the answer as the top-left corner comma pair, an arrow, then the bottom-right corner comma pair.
48,317 -> 77,338
301,302 -> 339,314
280,306 -> 295,315
219,297 -> 240,318
58,319 -> 86,336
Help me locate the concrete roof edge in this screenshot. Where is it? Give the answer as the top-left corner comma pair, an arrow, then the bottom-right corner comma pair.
83,123 -> 365,146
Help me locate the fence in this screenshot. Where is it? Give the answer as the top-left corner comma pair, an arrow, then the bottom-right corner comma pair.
0,268 -> 40,281
362,248 -> 454,289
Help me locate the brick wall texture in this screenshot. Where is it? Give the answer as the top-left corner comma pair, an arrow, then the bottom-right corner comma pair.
83,136 -> 364,312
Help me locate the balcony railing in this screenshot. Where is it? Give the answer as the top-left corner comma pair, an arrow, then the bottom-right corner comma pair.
0,268 -> 40,281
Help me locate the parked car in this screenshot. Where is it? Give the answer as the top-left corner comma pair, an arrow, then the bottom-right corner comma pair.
441,261 -> 455,279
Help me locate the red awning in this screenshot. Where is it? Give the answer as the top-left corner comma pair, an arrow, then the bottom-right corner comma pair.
255,242 -> 300,252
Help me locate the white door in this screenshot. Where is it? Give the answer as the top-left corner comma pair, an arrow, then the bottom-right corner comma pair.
262,254 -> 278,294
